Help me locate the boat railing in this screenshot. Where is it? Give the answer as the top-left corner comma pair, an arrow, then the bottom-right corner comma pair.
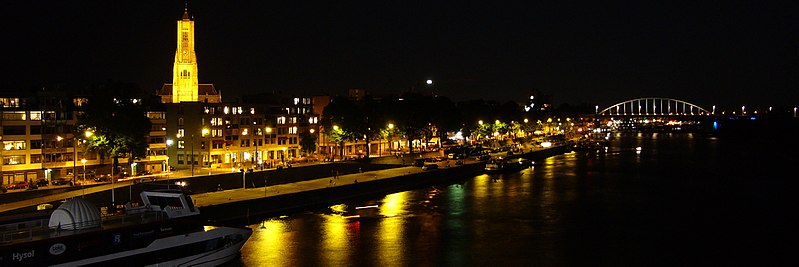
0,210 -> 171,244
0,219 -> 48,243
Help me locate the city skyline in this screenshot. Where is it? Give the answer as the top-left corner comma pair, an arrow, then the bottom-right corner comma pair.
1,1 -> 796,108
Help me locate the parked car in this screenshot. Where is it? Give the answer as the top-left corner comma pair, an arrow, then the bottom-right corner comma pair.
51,178 -> 73,186
35,179 -> 49,187
95,175 -> 110,183
422,163 -> 439,171
5,181 -> 29,190
413,158 -> 426,167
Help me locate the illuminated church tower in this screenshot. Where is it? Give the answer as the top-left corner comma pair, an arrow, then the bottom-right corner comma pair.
172,6 -> 198,102
159,5 -> 220,104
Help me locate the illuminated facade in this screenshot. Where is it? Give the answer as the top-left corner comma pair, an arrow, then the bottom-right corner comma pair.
172,7 -> 198,103
158,6 -> 220,104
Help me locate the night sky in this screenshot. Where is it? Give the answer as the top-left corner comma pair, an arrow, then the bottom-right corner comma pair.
2,1 -> 796,109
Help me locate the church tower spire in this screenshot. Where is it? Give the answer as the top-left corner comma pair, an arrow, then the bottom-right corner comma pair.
172,3 -> 199,103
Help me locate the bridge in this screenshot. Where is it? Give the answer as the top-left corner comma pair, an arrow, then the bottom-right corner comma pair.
598,97 -> 712,117
594,97 -> 716,132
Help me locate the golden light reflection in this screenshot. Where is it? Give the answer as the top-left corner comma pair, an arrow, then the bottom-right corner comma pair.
491,175 -> 503,196
542,157 -> 556,179
377,216 -> 405,265
321,214 -> 351,266
473,174 -> 490,198
380,192 -> 408,217
376,192 -> 409,265
240,219 -> 293,266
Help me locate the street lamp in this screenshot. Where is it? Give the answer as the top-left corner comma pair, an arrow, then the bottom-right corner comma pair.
265,127 -> 272,168
202,127 -> 210,172
81,158 -> 87,197
332,125 -> 339,160
242,128 -> 252,170
387,123 -> 394,156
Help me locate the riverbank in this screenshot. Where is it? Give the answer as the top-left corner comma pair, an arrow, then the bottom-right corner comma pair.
0,145 -> 571,222
194,145 -> 571,223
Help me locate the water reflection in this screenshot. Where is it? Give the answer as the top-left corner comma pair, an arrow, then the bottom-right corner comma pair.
241,219 -> 293,266
376,192 -> 407,265
321,214 -> 352,266
230,133 -> 778,266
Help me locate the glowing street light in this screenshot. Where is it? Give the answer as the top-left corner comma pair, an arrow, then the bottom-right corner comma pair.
81,158 -> 87,196
426,79 -> 433,85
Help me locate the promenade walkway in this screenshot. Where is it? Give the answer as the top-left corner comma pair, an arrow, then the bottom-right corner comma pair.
191,160 -> 474,207
1,144 -> 564,215
0,157 -> 475,214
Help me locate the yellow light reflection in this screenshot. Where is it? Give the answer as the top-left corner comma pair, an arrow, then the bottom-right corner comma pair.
377,215 -> 405,265
321,214 -> 351,266
473,174 -> 490,198
380,192 -> 407,217
240,219 -> 293,266
376,191 -> 409,265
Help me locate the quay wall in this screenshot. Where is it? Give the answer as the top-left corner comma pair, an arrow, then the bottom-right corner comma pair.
199,145 -> 572,223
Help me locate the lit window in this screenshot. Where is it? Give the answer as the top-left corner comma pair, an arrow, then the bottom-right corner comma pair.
177,129 -> 185,138
277,117 -> 286,124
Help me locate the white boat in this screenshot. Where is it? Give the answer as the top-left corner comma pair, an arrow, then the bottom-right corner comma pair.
0,190 -> 251,266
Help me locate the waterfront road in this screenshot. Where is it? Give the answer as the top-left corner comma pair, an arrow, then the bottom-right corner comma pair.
191,160 -> 469,208
0,157 -> 478,214
0,145 -> 559,214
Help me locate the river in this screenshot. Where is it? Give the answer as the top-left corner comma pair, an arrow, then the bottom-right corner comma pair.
226,132 -> 797,266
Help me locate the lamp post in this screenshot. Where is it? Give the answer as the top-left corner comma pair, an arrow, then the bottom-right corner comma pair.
265,127 -> 272,168
190,133 -> 195,177
242,128 -> 251,170
81,158 -> 86,196
387,123 -> 394,156
202,128 -> 210,174
332,125 -> 340,160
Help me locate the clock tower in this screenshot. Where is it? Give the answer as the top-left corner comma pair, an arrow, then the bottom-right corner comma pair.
172,5 -> 199,103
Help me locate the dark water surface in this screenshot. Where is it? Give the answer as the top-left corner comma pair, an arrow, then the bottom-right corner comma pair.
229,133 -> 797,266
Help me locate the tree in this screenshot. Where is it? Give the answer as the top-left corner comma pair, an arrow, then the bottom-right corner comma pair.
77,81 -> 152,175
299,132 -> 317,155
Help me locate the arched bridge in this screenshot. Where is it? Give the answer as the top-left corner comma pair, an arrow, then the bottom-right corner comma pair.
599,97 -> 712,116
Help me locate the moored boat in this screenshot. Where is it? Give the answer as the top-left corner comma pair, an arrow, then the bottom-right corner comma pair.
0,190 -> 251,266
485,158 -> 533,173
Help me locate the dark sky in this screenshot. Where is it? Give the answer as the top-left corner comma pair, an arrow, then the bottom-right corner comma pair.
2,1 -> 796,109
